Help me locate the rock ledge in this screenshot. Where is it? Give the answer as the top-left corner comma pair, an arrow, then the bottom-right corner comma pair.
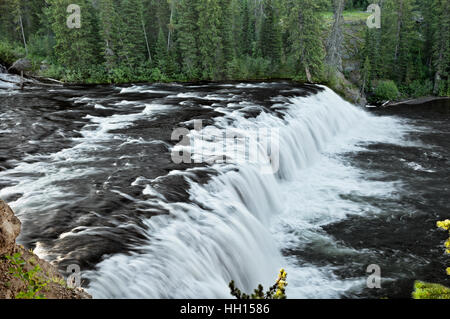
0,199 -> 91,299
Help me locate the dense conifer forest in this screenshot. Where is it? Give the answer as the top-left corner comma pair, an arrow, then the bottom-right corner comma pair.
0,0 -> 449,99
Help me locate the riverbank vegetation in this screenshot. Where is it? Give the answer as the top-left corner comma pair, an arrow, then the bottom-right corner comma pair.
229,269 -> 288,299
0,200 -> 91,299
412,220 -> 450,299
0,0 -> 449,101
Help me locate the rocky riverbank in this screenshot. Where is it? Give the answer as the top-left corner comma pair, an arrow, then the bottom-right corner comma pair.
383,96 -> 450,107
0,200 -> 91,299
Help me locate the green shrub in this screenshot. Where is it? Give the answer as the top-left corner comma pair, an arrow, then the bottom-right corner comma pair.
0,42 -> 17,65
323,65 -> 338,88
228,57 -> 246,79
110,66 -> 130,83
436,79 -> 450,97
63,69 -> 84,83
28,35 -> 53,61
412,281 -> 450,299
408,79 -> 433,98
248,56 -> 271,79
374,80 -> 400,101
86,65 -> 109,84
6,252 -> 49,299
40,64 -> 65,80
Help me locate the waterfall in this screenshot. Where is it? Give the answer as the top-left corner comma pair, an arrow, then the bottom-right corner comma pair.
85,86 -> 405,299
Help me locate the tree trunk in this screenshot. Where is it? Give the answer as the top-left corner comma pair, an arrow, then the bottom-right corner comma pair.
141,17 -> 152,63
167,1 -> 175,51
19,14 -> 28,56
394,0 -> 403,63
305,65 -> 312,83
325,0 -> 345,71
433,50 -> 443,94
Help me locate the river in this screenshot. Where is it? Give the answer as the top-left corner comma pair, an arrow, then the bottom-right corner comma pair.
0,81 -> 448,298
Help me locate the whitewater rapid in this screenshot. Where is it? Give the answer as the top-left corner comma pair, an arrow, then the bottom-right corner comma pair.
77,85 -> 409,298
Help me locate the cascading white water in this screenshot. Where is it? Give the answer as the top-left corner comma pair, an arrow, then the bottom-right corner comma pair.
84,86 -> 408,298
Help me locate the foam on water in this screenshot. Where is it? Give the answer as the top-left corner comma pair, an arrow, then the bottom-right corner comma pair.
84,86 -> 409,298
119,85 -> 173,95
0,100 -> 172,222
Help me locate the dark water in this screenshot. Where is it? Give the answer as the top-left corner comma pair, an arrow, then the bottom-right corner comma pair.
351,100 -> 450,298
0,82 -> 448,298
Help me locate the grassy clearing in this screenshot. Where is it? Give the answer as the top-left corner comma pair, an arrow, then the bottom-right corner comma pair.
321,10 -> 371,24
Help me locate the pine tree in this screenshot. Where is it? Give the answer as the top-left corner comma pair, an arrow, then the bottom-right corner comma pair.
10,0 -> 28,55
0,1 -> 15,43
176,0 -> 199,79
0,0 -> 445,93
46,0 -> 102,77
241,0 -> 252,56
285,0 -> 327,82
155,26 -> 168,71
361,26 -> 382,81
217,0 -> 235,79
379,0 -> 416,82
117,0 -> 149,68
196,0 -> 222,79
166,0 -> 176,51
259,0 -> 282,69
98,0 -> 121,72
431,0 -> 450,95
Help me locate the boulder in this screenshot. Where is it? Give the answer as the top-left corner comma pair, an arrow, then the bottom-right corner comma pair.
8,58 -> 32,74
332,70 -> 367,106
0,200 -> 21,255
40,60 -> 50,71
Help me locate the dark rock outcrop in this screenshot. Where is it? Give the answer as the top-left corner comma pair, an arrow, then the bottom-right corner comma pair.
0,201 -> 21,256
8,58 -> 32,74
0,199 -> 91,299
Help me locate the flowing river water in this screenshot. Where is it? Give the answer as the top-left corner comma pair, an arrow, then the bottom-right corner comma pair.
0,81 -> 449,298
